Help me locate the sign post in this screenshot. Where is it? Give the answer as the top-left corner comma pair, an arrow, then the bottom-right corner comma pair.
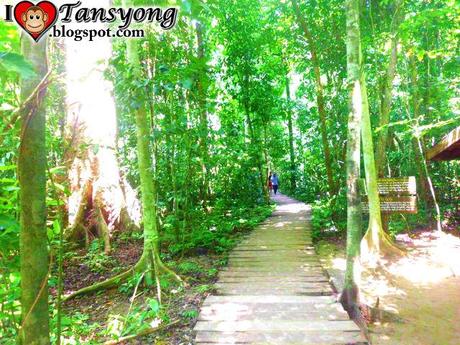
360,177 -> 418,214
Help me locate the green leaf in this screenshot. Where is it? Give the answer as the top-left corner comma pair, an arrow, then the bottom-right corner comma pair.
182,78 -> 193,90
0,52 -> 36,79
0,165 -> 16,171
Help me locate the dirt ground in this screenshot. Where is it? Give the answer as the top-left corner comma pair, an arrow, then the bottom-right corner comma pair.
317,230 -> 460,345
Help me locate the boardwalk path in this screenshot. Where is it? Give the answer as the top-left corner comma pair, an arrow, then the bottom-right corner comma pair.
194,194 -> 367,344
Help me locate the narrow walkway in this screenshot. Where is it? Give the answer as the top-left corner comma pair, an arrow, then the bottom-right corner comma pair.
194,194 -> 367,344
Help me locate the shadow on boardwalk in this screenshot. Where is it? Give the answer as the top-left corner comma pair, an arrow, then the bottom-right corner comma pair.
193,194 -> 368,344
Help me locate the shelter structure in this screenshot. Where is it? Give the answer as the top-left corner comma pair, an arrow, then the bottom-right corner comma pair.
427,127 -> 460,161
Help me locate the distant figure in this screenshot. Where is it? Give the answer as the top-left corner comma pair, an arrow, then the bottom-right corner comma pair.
271,173 -> 279,195
268,172 -> 273,193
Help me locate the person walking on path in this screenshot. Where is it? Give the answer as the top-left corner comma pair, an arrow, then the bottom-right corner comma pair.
271,173 -> 279,195
268,172 -> 273,193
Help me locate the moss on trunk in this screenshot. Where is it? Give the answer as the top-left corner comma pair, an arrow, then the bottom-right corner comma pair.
18,36 -> 50,345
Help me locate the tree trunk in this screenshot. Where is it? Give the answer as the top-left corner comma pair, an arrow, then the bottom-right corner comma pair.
360,78 -> 399,259
286,75 -> 296,192
64,2 -> 140,252
62,1 -> 180,302
340,0 -> 363,317
124,3 -> 181,292
375,0 -> 404,177
243,88 -> 269,203
196,21 -> 211,209
18,36 -> 50,345
408,56 -> 441,231
291,0 -> 335,196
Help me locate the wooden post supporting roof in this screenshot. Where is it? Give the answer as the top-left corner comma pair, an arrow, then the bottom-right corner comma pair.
427,127 -> 460,161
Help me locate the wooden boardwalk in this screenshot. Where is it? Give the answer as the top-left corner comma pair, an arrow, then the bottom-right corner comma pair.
194,194 -> 367,345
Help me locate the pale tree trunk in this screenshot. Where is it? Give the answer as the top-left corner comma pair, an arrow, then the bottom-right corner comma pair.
375,0 -> 404,177
64,0 -> 140,253
64,0 -> 181,302
340,0 -> 363,316
286,75 -> 296,192
18,35 -> 50,345
291,0 -> 335,196
360,79 -> 400,260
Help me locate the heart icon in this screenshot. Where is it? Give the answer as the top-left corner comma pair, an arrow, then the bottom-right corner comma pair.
14,1 -> 58,42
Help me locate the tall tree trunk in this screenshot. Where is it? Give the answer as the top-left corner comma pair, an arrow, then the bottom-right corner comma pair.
18,36 -> 50,345
63,1 -> 180,302
286,75 -> 296,192
196,21 -> 211,209
291,0 -> 335,196
408,56 -> 441,231
64,1 -> 140,252
360,79 -> 399,259
243,79 -> 269,203
375,0 -> 404,177
340,0 -> 363,317
124,16 -> 181,296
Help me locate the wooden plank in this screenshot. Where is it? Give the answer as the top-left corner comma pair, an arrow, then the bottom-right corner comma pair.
216,290 -> 333,296
218,276 -> 329,283
222,266 -> 324,274
194,320 -> 361,332
230,248 -> 315,254
218,272 -> 327,279
234,245 -> 312,250
199,302 -> 348,315
215,284 -> 333,296
426,126 -> 460,161
195,330 -> 366,344
228,261 -> 321,268
203,295 -> 336,305
198,305 -> 349,321
228,255 -> 317,260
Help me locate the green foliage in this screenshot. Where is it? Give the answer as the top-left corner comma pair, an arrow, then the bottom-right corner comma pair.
50,312 -> 98,344
194,284 -> 213,294
85,240 -> 114,273
182,309 -> 199,320
0,164 -> 20,341
118,271 -> 143,294
0,52 -> 36,79
310,196 -> 346,242
177,261 -> 204,275
103,298 -> 161,339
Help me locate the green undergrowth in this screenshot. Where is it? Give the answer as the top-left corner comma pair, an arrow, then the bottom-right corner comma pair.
55,201 -> 274,344
162,202 -> 275,256
0,199 -> 274,344
286,189 -> 347,243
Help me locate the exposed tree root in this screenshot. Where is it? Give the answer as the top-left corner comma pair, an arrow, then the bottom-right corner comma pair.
65,180 -> 92,244
95,199 -> 111,253
62,257 -> 143,302
340,284 -> 360,319
360,226 -> 405,264
63,248 -> 183,302
102,319 -> 180,345
339,285 -> 370,342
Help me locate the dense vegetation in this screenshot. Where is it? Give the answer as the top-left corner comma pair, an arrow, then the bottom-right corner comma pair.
0,0 -> 458,343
